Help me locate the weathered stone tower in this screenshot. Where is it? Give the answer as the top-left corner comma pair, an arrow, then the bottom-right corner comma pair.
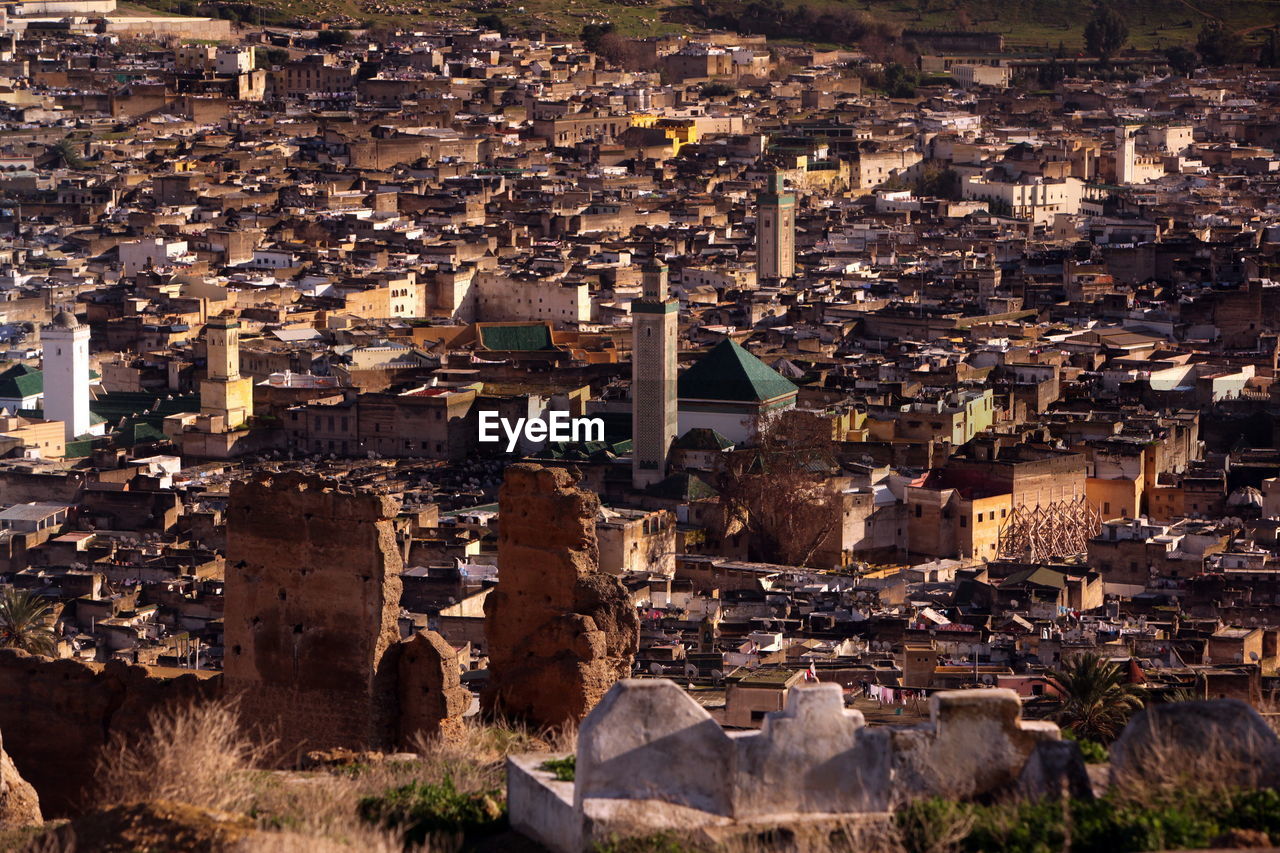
756,170 -> 795,280
225,473 -> 406,756
484,465 -> 639,728
200,313 -> 254,430
631,259 -> 678,489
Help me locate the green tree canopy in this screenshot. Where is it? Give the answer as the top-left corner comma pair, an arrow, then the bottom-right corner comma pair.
1046,652 -> 1144,743
1196,19 -> 1243,66
1164,44 -> 1198,76
476,13 -> 508,36
1084,4 -> 1129,60
0,587 -> 57,656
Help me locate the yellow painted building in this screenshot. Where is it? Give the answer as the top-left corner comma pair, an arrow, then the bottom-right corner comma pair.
0,415 -> 65,459
629,115 -> 699,155
1086,476 -> 1142,521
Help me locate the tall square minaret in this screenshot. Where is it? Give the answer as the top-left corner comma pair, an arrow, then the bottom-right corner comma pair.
756,170 -> 795,280
42,309 -> 90,440
201,314 -> 254,430
631,259 -> 678,490
1115,125 -> 1137,185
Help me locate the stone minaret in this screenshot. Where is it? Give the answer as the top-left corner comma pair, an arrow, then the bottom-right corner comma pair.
757,170 -> 795,280
200,313 -> 254,430
1115,125 -> 1136,185
631,259 -> 678,489
41,308 -> 90,440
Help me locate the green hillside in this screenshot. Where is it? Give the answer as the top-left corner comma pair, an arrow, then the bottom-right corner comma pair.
135,0 -> 1279,52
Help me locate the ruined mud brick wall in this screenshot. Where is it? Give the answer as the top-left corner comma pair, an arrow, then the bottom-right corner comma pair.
398,630 -> 470,744
225,472 -> 404,757
484,464 -> 639,728
0,650 -> 215,816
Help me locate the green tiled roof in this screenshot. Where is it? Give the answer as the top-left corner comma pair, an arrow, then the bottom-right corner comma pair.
90,391 -> 197,445
0,366 -> 104,403
0,364 -> 42,400
536,438 -> 631,461
12,407 -> 103,426
645,472 -> 719,501
677,339 -> 798,404
478,324 -> 554,352
673,427 -> 735,451
91,391 -> 199,423
64,438 -> 97,458
117,420 -> 168,447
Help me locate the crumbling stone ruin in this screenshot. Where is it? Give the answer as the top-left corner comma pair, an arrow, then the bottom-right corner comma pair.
0,651 -> 214,815
0,727 -> 41,829
225,471 -> 467,756
0,472 -> 469,814
398,630 -> 469,744
484,464 -> 639,728
226,472 -> 406,756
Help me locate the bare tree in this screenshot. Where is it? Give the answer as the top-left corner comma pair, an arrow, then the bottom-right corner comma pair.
715,412 -> 842,567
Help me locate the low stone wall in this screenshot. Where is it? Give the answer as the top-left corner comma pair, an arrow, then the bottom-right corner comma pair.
0,650 -> 217,816
511,679 -> 1060,851
104,17 -> 233,41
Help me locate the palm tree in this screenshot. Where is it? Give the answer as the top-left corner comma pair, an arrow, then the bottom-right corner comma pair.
0,588 -> 57,656
1045,652 -> 1143,743
49,137 -> 85,170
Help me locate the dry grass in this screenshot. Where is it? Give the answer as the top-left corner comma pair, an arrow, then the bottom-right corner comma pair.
94,697 -> 268,814
1107,712 -> 1278,806
591,817 -> 904,853
86,699 -> 578,851
242,716 -> 576,851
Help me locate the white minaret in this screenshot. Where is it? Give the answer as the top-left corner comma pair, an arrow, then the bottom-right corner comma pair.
1115,125 -> 1136,185
42,308 -> 90,440
631,258 -> 678,490
757,170 -> 795,280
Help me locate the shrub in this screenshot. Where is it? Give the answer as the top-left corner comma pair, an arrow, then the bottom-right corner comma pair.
899,789 -> 1280,853
965,799 -> 1067,853
1061,730 -> 1109,764
1069,797 -> 1219,853
541,755 -> 576,782
896,798 -> 974,853
357,775 -> 505,847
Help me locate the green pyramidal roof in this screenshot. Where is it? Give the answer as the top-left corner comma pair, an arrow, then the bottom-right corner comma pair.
677,339 -> 799,404
0,364 -> 42,400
